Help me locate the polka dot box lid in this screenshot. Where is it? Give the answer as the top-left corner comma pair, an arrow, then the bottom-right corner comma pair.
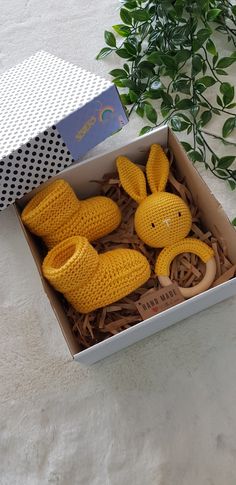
0,51 -> 127,210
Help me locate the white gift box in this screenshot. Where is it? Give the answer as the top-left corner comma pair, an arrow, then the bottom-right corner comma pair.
0,51 -> 127,211
15,126 -> 236,365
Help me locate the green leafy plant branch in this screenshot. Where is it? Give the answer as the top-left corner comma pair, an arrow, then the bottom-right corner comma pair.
97,0 -> 236,192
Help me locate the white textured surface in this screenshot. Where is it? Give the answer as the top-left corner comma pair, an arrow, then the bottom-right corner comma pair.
0,50 -> 111,210
0,50 -> 110,159
1,1 -> 236,484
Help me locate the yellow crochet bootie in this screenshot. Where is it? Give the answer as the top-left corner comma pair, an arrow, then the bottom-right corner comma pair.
42,236 -> 151,313
21,179 -> 121,248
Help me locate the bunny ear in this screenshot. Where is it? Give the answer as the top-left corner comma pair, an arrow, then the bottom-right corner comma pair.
146,144 -> 169,193
116,156 -> 147,204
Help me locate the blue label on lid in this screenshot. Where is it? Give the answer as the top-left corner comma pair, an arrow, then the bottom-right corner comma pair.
56,85 -> 127,160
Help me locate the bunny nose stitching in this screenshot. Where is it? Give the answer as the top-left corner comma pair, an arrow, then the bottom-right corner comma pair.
163,218 -> 171,227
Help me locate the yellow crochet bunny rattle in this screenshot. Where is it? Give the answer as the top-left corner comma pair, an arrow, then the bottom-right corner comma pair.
117,144 -> 216,298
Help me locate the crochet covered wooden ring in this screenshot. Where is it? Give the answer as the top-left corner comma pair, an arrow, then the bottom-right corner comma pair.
156,238 -> 216,297
21,179 -> 121,248
117,144 -> 216,298
42,236 -> 151,313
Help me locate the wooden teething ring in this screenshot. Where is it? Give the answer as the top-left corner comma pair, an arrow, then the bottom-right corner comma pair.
156,238 -> 216,298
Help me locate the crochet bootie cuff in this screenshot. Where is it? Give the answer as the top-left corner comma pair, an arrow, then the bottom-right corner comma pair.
42,236 -> 99,292
21,179 -> 79,236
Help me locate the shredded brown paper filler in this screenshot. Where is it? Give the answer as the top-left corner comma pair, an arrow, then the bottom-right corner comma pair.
61,150 -> 236,351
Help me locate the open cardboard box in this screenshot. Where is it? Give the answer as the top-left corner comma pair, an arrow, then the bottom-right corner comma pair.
15,126 -> 236,365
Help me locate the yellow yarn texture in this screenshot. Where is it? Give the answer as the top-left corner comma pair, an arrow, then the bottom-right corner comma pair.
117,144 -> 192,248
116,156 -> 147,204
135,192 -> 192,248
146,143 -> 169,193
155,238 -> 214,276
42,236 -> 151,313
21,179 -> 121,248
117,144 -> 215,295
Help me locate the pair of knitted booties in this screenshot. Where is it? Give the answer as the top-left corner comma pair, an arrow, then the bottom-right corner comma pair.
22,180 -> 150,313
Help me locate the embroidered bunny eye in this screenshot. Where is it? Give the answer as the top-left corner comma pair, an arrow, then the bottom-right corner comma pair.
178,212 -> 181,217
151,222 -> 155,228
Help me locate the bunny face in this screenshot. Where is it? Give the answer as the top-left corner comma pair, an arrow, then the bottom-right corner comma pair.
117,144 -> 192,248
135,192 -> 192,248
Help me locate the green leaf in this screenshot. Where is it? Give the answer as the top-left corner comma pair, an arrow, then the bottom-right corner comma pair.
147,52 -> 162,65
215,69 -> 228,76
197,28 -> 212,42
211,154 -> 217,167
213,53 -> 219,66
113,78 -> 126,87
229,181 -> 236,190
124,41 -> 137,56
104,30 -> 116,47
175,50 -> 191,64
123,1 -> 137,9
220,83 -> 235,106
220,82 -> 232,95
193,28 -> 211,51
161,54 -> 177,69
200,110 -> 212,127
181,142 -> 192,152
177,113 -> 192,122
139,126 -> 153,136
112,24 -> 131,37
116,48 -> 132,59
216,57 -> 236,69
160,92 -> 173,107
131,9 -> 150,21
232,5 -> 236,15
206,39 -> 217,56
216,169 -> 228,178
145,104 -> 157,124
109,68 -> 128,78
189,150 -> 204,163
222,117 -> 236,138
212,108 -> 220,115
129,90 -> 139,102
120,78 -> 137,89
171,116 -> 189,131
161,103 -> 171,118
176,98 -> 193,110
191,104 -> 199,117
218,156 -> 235,169
136,105 -> 144,118
174,0 -> 184,17
148,89 -> 163,99
173,79 -> 191,95
232,217 -> 236,225
96,47 -> 113,60
207,8 -> 221,21
138,61 -> 155,75
196,76 -> 216,88
217,95 -> 223,107
120,7 -> 132,25
120,93 -> 132,105
192,55 -> 203,75
196,135 -> 204,146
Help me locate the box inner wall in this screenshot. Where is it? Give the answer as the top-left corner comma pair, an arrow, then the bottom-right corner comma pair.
15,128 -> 236,356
